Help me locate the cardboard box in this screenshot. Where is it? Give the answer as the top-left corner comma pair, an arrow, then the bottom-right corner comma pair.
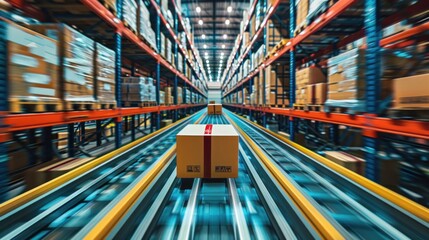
315,83 -> 327,104
324,151 -> 366,175
161,119 -> 172,128
2,20 -> 61,106
393,74 -> 429,109
209,101 -> 216,104
25,157 -> 94,188
176,124 -> 239,178
214,104 -> 222,114
207,104 -> 215,114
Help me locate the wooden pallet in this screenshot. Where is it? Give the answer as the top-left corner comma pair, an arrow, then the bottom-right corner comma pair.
99,0 -> 117,15
123,21 -> 137,34
123,101 -> 157,107
268,104 -> 288,108
64,101 -> 97,111
9,98 -> 63,113
387,108 -> 429,122
294,22 -> 308,36
306,104 -> 324,112
97,102 -> 117,110
293,104 -> 307,111
324,105 -> 361,114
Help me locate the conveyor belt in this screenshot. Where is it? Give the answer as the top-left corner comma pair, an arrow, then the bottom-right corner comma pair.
0,110 -> 206,239
2,109 -> 428,239
93,114 -> 320,239
225,109 -> 429,239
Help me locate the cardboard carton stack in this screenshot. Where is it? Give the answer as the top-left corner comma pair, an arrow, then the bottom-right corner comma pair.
177,86 -> 183,104
123,0 -> 138,33
121,77 -> 155,103
393,73 -> 429,109
176,124 -> 238,178
326,48 -> 418,109
165,87 -> 173,105
295,0 -> 309,31
207,104 -> 222,115
266,20 -> 288,54
95,43 -> 116,106
295,67 -> 326,105
138,0 -> 157,50
2,20 -> 61,113
29,24 -> 97,108
100,0 -> 117,14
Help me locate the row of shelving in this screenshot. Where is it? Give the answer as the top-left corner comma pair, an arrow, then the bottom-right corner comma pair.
226,0 -> 429,97
221,0 -> 282,89
221,0 -> 429,185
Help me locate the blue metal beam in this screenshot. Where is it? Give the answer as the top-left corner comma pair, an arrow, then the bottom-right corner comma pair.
289,0 -> 296,141
174,8 -> 179,121
0,20 -> 9,201
364,0 -> 381,182
114,0 -> 123,148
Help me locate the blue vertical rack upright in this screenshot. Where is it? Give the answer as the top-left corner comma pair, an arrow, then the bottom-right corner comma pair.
364,0 -> 381,182
173,9 -> 179,122
289,0 -> 296,141
0,20 -> 9,200
114,0 -> 123,149
155,0 -> 161,130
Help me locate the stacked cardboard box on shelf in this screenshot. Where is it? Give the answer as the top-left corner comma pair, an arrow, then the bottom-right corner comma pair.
1,20 -> 62,113
99,0 -> 117,14
121,77 -> 156,103
393,73 -> 429,109
29,24 -> 97,108
138,0 -> 157,51
266,20 -> 288,54
295,0 -> 309,30
295,66 -> 326,105
326,48 -> 418,109
123,0 -> 138,33
95,43 -> 116,107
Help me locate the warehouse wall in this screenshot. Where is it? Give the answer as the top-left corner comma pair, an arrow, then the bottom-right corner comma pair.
208,90 -> 222,103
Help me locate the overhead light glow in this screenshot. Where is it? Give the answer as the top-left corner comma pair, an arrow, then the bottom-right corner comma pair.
202,34 -> 206,39
222,44 -> 226,49
205,52 -> 208,56
227,6 -> 232,12
203,44 -> 207,49
223,34 -> 227,39
225,19 -> 230,25
221,52 -> 224,56
196,6 -> 201,13
198,19 -> 203,25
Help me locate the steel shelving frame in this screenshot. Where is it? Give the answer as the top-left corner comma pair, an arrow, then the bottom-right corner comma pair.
222,0 -> 429,182
0,0 -> 207,198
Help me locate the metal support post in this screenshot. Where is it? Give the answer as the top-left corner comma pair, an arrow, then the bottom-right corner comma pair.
67,123 -> 75,157
364,0 -> 381,182
289,0 -> 296,141
114,0 -> 123,149
173,9 -> 179,122
80,122 -> 85,143
155,0 -> 161,130
330,124 -> 339,146
96,120 -> 102,146
131,115 -> 136,141
27,129 -> 37,165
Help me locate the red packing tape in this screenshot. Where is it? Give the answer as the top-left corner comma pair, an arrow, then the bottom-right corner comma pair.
204,124 -> 213,178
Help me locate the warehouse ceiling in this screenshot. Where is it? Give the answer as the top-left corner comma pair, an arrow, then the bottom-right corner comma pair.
181,0 -> 250,82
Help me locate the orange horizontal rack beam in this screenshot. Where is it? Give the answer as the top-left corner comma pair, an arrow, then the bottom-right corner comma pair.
79,0 -> 205,96
5,104 -> 206,132
224,104 -> 429,140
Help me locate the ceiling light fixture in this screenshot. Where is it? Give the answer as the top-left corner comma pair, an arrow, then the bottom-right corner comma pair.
202,34 -> 206,39
227,6 -> 232,12
222,44 -> 226,49
225,19 -> 230,25
196,6 -> 201,13
223,34 -> 227,39
203,44 -> 207,49
198,19 -> 203,25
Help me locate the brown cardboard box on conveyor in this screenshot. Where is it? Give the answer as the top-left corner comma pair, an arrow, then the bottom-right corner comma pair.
176,124 -> 239,178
